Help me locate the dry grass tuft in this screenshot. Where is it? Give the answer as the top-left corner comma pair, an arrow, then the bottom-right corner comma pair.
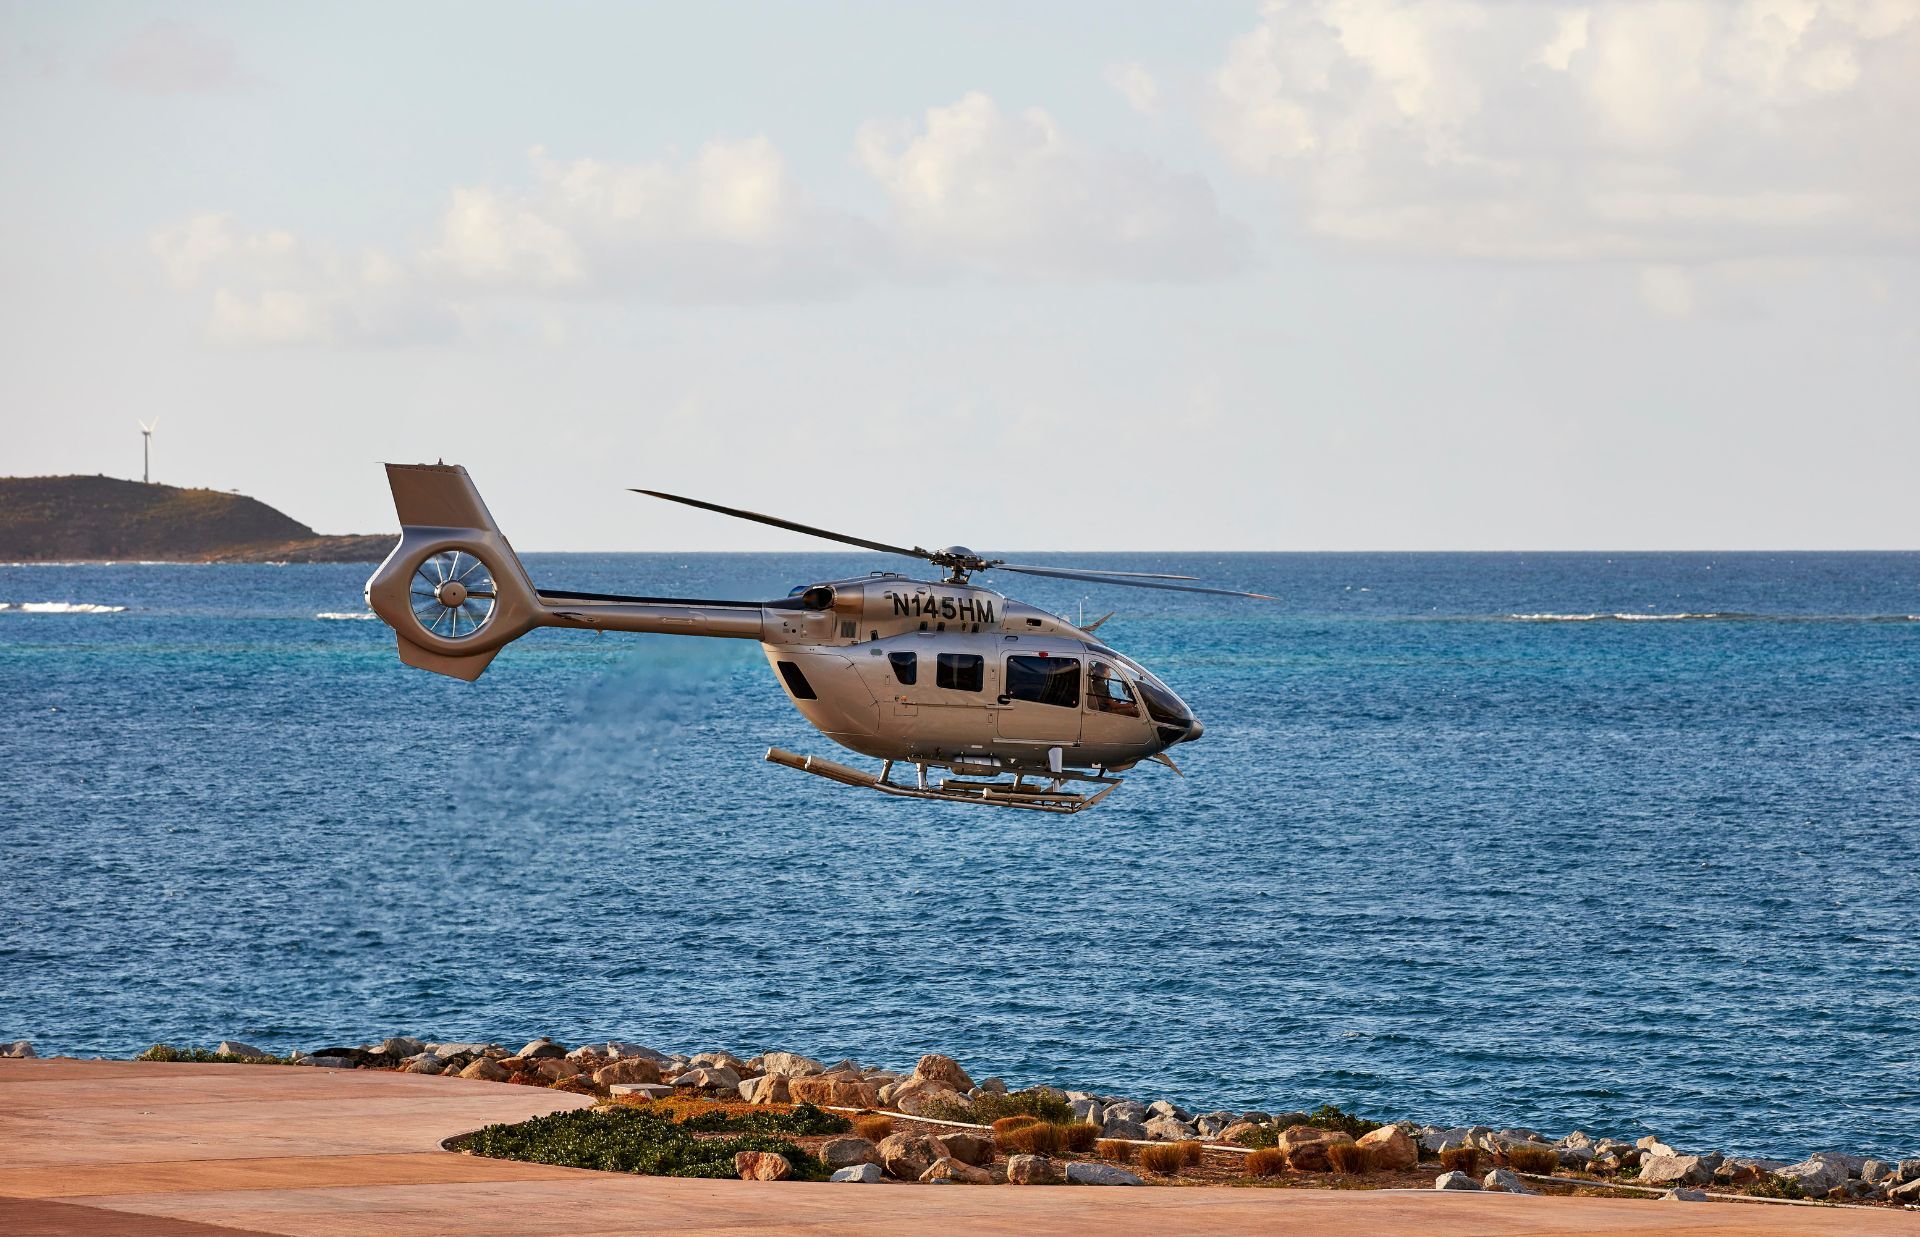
1061,1122 -> 1101,1152
1178,1139 -> 1205,1167
1326,1143 -> 1374,1174
1138,1143 -> 1188,1175
851,1115 -> 894,1142
1439,1146 -> 1483,1177
1504,1145 -> 1558,1175
992,1115 -> 1042,1136
1245,1147 -> 1289,1177
998,1122 -> 1069,1156
1095,1139 -> 1135,1163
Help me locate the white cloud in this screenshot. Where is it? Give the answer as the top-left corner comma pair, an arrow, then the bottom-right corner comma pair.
1105,61 -> 1163,114
1205,0 -> 1920,263
106,20 -> 253,95
858,92 -> 1250,281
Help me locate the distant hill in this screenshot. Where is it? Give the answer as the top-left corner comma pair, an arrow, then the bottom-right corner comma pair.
0,475 -> 394,563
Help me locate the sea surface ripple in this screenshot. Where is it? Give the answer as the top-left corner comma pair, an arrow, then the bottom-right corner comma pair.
2,551 -> 1916,1160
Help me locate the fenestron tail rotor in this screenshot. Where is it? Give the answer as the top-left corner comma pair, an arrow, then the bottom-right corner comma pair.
408,550 -> 498,640
630,488 -> 1273,599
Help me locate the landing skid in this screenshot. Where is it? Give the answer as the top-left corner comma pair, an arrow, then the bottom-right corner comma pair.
766,747 -> 1121,814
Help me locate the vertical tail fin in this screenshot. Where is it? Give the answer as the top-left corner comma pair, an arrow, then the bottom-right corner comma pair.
364,464 -> 541,680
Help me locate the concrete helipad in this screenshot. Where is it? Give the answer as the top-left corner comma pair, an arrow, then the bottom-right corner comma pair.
1,1060 -> 1911,1236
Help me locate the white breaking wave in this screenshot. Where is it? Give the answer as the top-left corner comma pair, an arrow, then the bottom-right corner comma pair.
0,601 -> 129,614
315,611 -> 378,621
1508,612 -> 1727,622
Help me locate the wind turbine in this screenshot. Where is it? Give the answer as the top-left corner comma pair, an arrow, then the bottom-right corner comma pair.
139,419 -> 158,484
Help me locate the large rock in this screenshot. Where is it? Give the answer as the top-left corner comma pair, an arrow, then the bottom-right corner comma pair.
1147,1099 -> 1190,1121
942,1132 -> 995,1167
831,1163 -> 884,1183
1889,1177 -> 1920,1203
1663,1188 -> 1709,1202
877,1132 -> 949,1181
787,1075 -> 881,1109
1220,1122 -> 1268,1147
460,1058 -> 510,1082
1639,1154 -> 1712,1187
1072,1098 -> 1105,1125
1007,1154 -> 1066,1185
1104,1100 -> 1147,1123
759,1051 -> 824,1077
607,1042 -> 668,1063
376,1037 -> 424,1057
820,1138 -> 882,1170
1066,1162 -> 1143,1186
913,1053 -> 974,1093
1278,1125 -> 1355,1173
1434,1170 -> 1480,1191
694,1051 -> 749,1072
734,1151 -> 794,1181
890,1076 -> 967,1116
738,1075 -> 789,1105
1357,1124 -> 1419,1171
1483,1167 -> 1536,1194
532,1058 -> 583,1083
1778,1155 -> 1851,1195
1,1041 -> 36,1059
671,1065 -> 741,1092
404,1053 -> 445,1075
1144,1116 -> 1199,1142
594,1058 -> 662,1087
608,1083 -> 674,1100
518,1039 -> 566,1060
215,1040 -> 267,1059
920,1156 -> 992,1184
1102,1117 -> 1149,1141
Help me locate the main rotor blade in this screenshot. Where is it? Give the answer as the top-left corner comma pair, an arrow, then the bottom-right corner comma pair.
999,563 -> 1199,581
995,564 -> 1273,599
631,489 -> 931,561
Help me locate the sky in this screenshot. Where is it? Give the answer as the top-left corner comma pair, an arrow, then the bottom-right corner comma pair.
2,0 -> 1916,551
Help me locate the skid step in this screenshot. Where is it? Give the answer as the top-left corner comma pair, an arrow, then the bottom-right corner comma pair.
766,747 -> 1121,814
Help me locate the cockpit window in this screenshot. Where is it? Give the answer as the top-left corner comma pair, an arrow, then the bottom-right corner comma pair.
1087,661 -> 1138,716
936,653 -> 983,692
1134,676 -> 1189,726
888,651 -> 916,685
1006,655 -> 1079,708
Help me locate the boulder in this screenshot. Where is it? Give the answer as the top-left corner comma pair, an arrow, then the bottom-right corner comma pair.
1007,1154 -> 1067,1185
694,1051 -> 749,1072
671,1065 -> 741,1092
1101,1117 -> 1149,1141
593,1058 -> 662,1087
1663,1188 -> 1709,1202
518,1039 -> 566,1060
912,1053 -> 974,1093
1862,1160 -> 1895,1185
1071,1098 -> 1104,1124
820,1138 -> 882,1170
831,1163 -> 884,1183
920,1156 -> 992,1184
1638,1155 -> 1712,1187
1,1041 -> 36,1059
607,1042 -> 668,1063
1899,1158 -> 1920,1183
1889,1177 -> 1920,1203
1278,1125 -> 1355,1173
1483,1168 -> 1536,1194
890,1076 -> 967,1116
1635,1135 -> 1677,1158
377,1037 -> 424,1057
608,1083 -> 674,1100
878,1132 -> 949,1181
459,1058 -> 510,1082
1422,1127 -> 1470,1154
1434,1170 -> 1480,1191
1144,1116 -> 1199,1142
978,1076 -> 1009,1095
1357,1124 -> 1419,1171
1147,1099 -> 1190,1122
734,1151 -> 793,1181
759,1051 -> 824,1077
532,1058 -> 583,1082
1104,1100 -> 1148,1123
738,1075 -> 789,1105
1715,1159 -> 1772,1186
1778,1155 -> 1851,1196
1220,1122 -> 1268,1147
787,1076 -> 881,1109
1065,1162 -> 1143,1186
405,1053 -> 445,1075
300,1055 -> 355,1069
942,1132 -> 995,1167
1195,1115 -> 1232,1138
215,1041 -> 267,1059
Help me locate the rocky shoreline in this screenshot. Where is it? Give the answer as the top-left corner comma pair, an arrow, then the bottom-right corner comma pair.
5,1036 -> 1914,1206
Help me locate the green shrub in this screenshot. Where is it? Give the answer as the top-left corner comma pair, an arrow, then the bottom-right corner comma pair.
676,1102 -> 847,1137
1231,1125 -> 1280,1148
460,1106 -> 831,1180
925,1089 -> 1075,1126
136,1044 -> 287,1064
1300,1104 -> 1381,1138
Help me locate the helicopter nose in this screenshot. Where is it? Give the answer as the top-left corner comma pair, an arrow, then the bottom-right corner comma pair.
1184,717 -> 1204,742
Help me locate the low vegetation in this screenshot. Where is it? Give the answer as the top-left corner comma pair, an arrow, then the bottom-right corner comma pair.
1326,1143 -> 1374,1174
1060,1122 -> 1101,1152
997,1121 -> 1070,1156
851,1115 -> 894,1142
459,1103 -> 847,1180
1245,1147 -> 1288,1177
921,1088 -> 1077,1126
1504,1144 -> 1558,1174
1439,1146 -> 1483,1176
1298,1104 -> 1382,1138
1138,1143 -> 1188,1175
135,1044 -> 287,1064
1095,1138 -> 1135,1163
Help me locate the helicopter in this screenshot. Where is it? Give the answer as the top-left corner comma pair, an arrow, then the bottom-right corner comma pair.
364,463 -> 1270,813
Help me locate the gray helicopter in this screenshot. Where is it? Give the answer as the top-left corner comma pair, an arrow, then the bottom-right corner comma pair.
364,463 -> 1270,813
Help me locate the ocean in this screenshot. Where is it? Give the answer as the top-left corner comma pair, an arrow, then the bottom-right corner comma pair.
2,551 -> 1916,1160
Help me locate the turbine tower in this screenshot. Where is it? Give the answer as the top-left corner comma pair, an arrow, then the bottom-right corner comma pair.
138,419 -> 158,484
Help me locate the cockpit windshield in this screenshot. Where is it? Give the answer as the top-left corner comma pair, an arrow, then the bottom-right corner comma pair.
1087,645 -> 1189,724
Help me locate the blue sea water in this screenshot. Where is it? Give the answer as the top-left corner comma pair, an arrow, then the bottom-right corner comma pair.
2,552 -> 1917,1160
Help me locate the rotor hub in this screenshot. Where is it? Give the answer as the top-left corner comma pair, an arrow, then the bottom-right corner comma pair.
434,580 -> 469,608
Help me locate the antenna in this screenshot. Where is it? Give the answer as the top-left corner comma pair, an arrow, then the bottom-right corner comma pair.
138,419 -> 158,484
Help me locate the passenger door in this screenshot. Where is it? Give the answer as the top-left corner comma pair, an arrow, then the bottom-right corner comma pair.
995,653 -> 1083,744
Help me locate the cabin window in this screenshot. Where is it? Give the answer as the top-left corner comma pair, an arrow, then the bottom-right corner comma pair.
889,651 -> 917,685
1087,661 -> 1138,716
935,653 -> 983,692
775,660 -> 817,700
1006,655 -> 1080,708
